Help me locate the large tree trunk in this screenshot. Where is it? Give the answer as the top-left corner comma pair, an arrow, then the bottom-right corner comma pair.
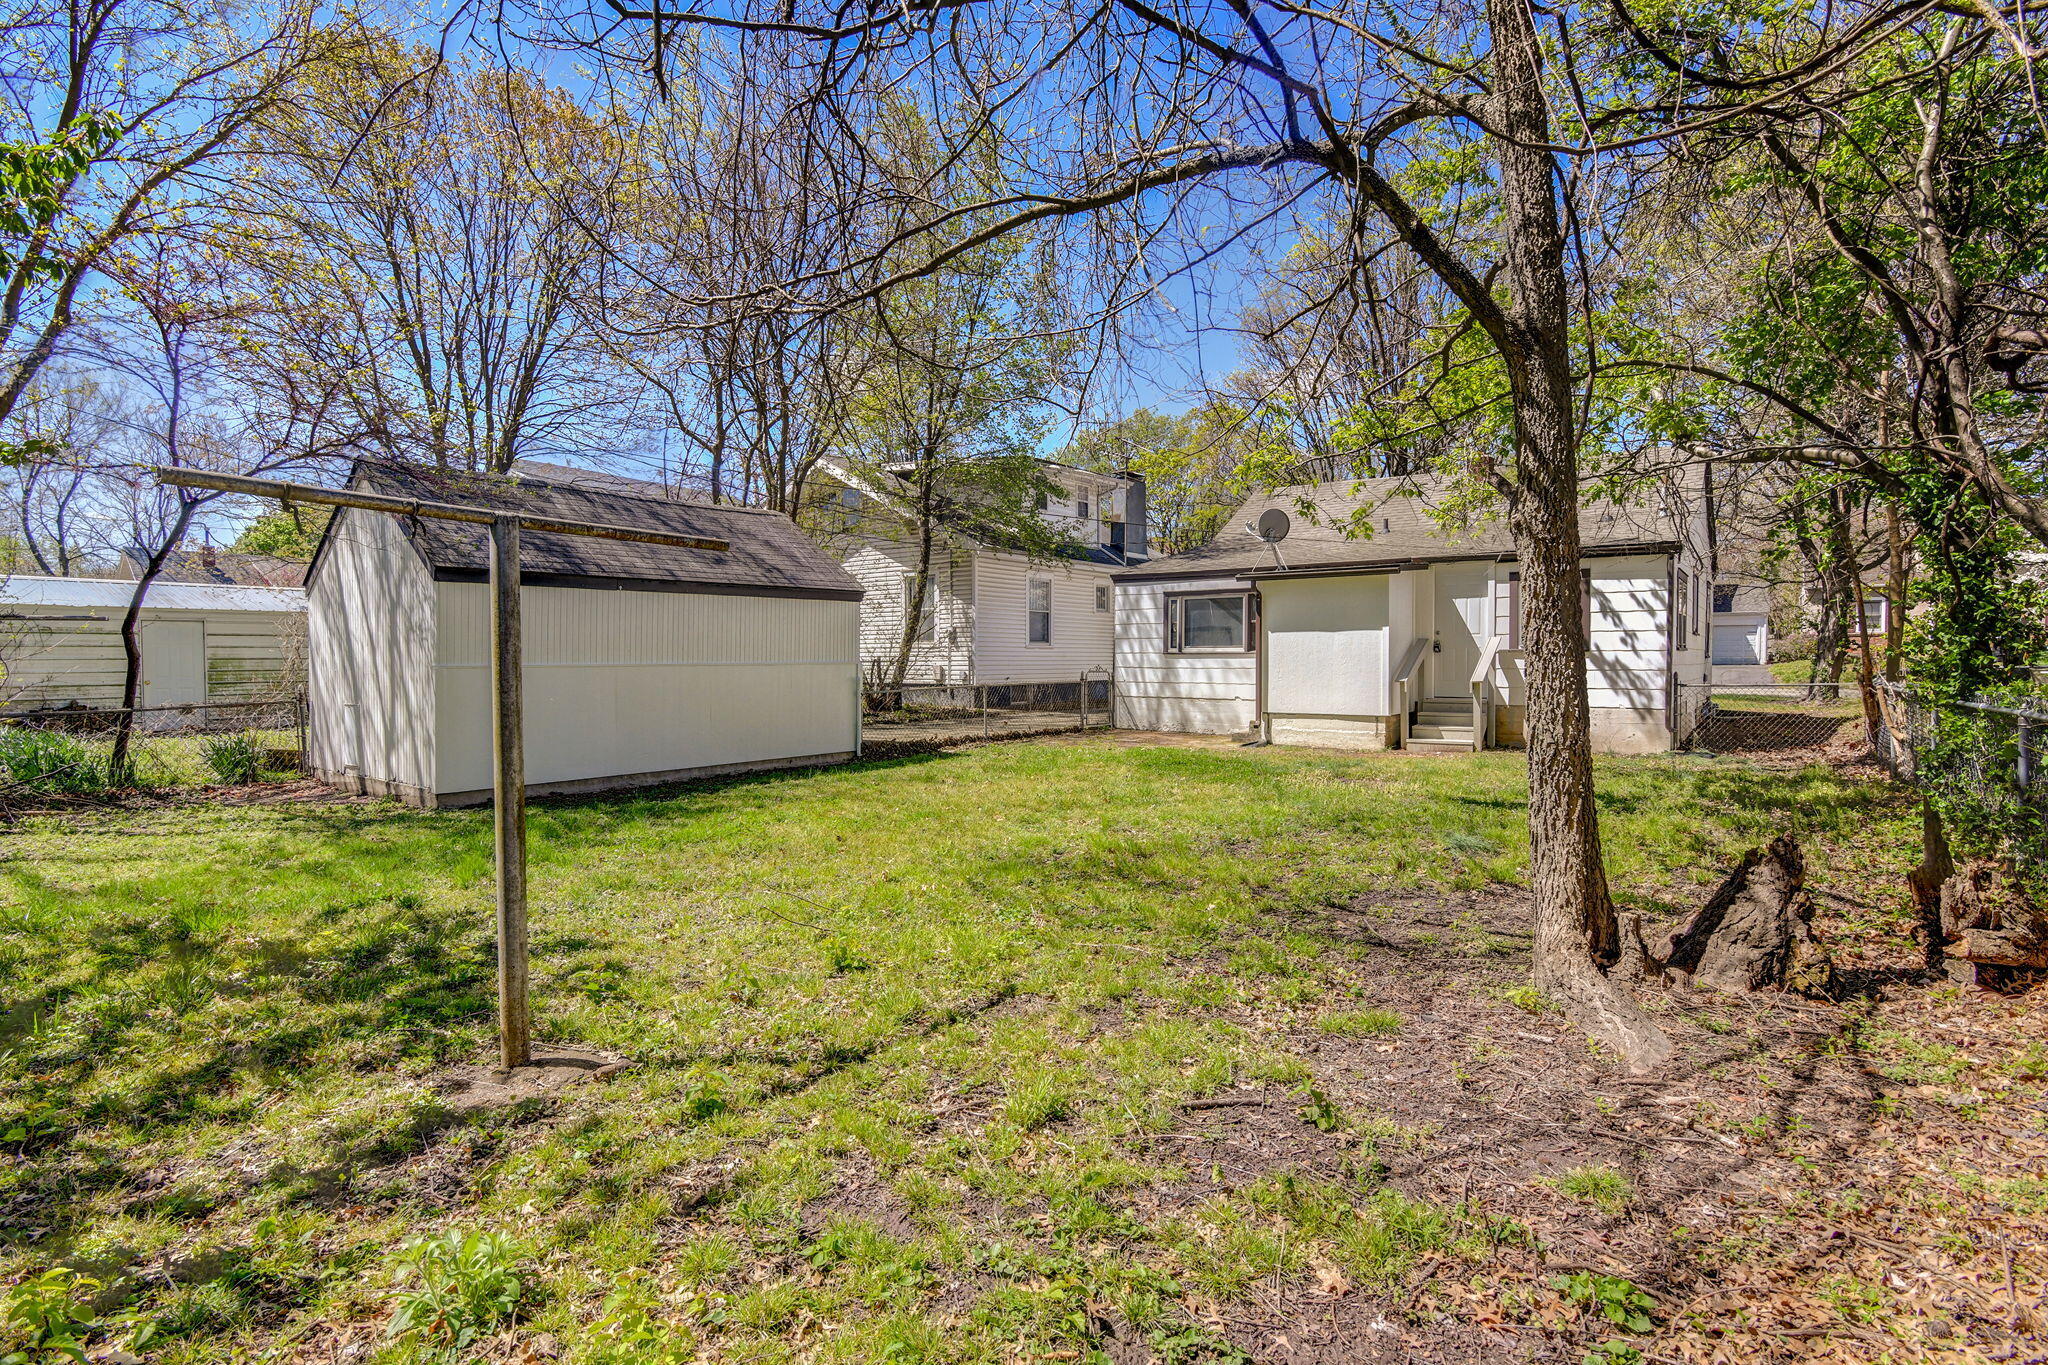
1486,0 -> 1670,1070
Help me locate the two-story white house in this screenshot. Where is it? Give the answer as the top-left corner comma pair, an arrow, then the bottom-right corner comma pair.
805,459 -> 1150,696
1112,472 -> 1715,754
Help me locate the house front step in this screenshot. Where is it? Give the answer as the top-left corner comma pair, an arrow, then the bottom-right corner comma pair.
1407,736 -> 1477,753
1408,724 -> 1475,743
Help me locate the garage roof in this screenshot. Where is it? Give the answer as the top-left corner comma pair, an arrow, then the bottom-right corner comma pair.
311,463 -> 863,602
0,575 -> 305,613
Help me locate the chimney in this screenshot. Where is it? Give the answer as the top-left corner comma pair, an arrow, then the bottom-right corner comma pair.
1117,470 -> 1149,561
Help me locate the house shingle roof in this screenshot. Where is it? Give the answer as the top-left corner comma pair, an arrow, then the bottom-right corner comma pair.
1116,474 -> 1683,580
324,462 -> 862,601
124,547 -> 306,587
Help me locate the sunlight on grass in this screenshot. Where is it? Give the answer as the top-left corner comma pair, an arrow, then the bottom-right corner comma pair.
0,738 -> 1914,1362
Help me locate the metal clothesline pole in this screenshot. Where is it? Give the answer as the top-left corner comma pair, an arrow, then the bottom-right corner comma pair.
154,466 -> 729,1071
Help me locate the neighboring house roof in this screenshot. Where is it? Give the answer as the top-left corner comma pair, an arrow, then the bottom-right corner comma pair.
121,547 -> 306,587
1709,579 -> 1774,615
0,574 -> 305,613
310,462 -> 863,602
509,459 -> 708,505
813,458 -> 1143,567
1115,474 -> 1685,581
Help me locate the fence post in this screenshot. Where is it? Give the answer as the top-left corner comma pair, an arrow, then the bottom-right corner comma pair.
1078,672 -> 1087,732
2022,717 -> 2035,790
982,684 -> 990,739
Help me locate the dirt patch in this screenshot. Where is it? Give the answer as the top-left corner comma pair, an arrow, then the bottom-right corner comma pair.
421,1046 -> 631,1113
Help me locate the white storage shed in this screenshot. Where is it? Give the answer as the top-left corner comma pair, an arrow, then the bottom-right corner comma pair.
0,575 -> 305,712
304,463 -> 865,807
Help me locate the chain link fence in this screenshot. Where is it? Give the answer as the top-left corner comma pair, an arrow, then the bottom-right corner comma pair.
860,670 -> 1114,757
1873,684 -> 2046,883
1674,682 -> 1864,754
0,696 -> 307,807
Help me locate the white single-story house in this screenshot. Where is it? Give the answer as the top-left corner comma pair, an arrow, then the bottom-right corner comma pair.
0,575 -> 306,713
1708,579 -> 1776,683
305,463 -> 865,808
1113,474 -> 1714,755
805,459 -> 1148,695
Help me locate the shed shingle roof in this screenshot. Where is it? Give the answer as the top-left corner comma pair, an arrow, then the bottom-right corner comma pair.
330,463 -> 861,601
1116,473 -> 1683,580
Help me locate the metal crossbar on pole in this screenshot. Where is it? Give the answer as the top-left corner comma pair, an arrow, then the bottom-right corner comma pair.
152,467 -> 729,1071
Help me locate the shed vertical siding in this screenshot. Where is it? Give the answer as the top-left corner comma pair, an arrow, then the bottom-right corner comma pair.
1112,576 -> 1258,733
971,550 -> 1115,683
431,584 -> 859,799
307,509 -> 437,797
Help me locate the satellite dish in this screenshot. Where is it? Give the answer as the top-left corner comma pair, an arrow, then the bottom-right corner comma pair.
1253,508 -> 1292,543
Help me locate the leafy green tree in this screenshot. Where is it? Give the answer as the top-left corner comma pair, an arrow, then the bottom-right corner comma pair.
230,504 -> 332,561
1061,404 -> 1258,554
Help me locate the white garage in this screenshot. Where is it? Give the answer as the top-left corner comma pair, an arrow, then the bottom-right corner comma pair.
305,463 -> 865,807
0,576 -> 305,713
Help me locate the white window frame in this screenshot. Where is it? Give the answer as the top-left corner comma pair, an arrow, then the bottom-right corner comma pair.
903,572 -> 937,644
1164,590 -> 1257,654
1095,584 -> 1111,613
1027,577 -> 1052,644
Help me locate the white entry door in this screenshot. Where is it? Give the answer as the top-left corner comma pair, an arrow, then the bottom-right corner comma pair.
140,620 -> 207,708
1432,564 -> 1489,698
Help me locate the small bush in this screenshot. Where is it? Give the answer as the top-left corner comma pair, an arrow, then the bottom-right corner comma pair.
387,1230 -> 525,1359
199,731 -> 264,784
2,1268 -> 103,1361
1549,1165 -> 1633,1214
0,728 -> 108,795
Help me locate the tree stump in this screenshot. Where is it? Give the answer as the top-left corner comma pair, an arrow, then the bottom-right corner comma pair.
1936,860 -> 2048,987
1660,836 -> 1836,997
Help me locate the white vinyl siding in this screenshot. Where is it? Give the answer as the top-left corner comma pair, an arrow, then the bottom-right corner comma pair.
841,540 -> 975,683
2,602 -> 302,711
431,583 -> 858,800
1113,576 -> 1258,734
1582,553 -> 1681,720
971,551 -> 1115,682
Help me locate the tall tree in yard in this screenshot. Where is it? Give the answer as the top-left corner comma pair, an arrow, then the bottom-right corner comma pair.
0,0 -> 365,434
65,245 -> 360,779
232,44 -> 633,473
528,0 -> 1937,1066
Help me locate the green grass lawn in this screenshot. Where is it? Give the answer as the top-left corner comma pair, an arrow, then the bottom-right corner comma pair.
0,739 -> 1920,1363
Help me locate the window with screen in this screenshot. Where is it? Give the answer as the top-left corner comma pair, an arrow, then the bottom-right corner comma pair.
1095,585 -> 1110,612
1028,578 -> 1052,643
1165,592 -> 1254,652
1077,496 -> 1090,520
903,573 -> 936,643
1676,568 -> 1689,650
